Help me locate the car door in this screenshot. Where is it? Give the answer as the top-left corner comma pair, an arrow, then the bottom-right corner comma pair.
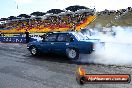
40,33 -> 58,53
53,33 -> 70,53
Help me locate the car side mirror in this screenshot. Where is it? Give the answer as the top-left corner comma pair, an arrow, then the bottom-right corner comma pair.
70,37 -> 74,42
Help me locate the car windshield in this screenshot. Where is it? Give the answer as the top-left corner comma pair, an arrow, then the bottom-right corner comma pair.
72,32 -> 88,41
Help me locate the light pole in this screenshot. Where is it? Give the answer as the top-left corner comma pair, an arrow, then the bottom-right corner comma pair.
14,1 -> 19,16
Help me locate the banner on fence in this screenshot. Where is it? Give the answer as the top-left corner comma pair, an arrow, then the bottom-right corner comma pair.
0,37 -> 26,43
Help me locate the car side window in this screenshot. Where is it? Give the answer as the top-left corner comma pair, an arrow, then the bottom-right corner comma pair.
57,34 -> 69,42
45,34 -> 57,42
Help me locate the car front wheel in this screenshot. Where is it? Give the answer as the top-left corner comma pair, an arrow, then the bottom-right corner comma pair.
66,48 -> 79,61
30,46 -> 38,56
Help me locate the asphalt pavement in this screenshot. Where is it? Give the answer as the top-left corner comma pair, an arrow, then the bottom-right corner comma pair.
0,43 -> 132,88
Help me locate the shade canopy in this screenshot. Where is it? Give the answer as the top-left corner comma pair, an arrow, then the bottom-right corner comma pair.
17,14 -> 31,18
46,9 -> 65,14
65,5 -> 89,12
30,11 -> 46,16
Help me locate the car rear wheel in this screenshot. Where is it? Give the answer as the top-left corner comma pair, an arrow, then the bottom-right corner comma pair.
30,46 -> 38,56
66,48 -> 79,61
88,45 -> 94,54
88,50 -> 93,54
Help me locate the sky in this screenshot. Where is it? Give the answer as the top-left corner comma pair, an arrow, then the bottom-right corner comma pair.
0,0 -> 132,18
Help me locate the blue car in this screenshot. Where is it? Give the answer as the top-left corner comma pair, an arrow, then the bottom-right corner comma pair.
27,32 -> 95,60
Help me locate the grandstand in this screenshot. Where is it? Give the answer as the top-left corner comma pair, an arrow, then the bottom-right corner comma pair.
0,5 -> 96,33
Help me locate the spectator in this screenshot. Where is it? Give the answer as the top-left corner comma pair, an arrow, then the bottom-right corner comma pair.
25,30 -> 30,43
0,31 -> 1,36
0,11 -> 93,32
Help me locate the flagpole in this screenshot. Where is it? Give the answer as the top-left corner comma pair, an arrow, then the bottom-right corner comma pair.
14,1 -> 19,16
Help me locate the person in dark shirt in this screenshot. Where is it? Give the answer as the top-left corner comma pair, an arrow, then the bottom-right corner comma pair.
0,31 -> 2,36
25,30 -> 30,43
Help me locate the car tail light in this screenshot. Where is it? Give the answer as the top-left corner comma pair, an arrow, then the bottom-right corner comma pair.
92,43 -> 95,51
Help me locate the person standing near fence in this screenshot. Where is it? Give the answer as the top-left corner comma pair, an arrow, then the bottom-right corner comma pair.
25,30 -> 30,43
0,31 -> 1,36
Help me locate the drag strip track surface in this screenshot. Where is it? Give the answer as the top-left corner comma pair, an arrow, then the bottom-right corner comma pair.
0,43 -> 132,88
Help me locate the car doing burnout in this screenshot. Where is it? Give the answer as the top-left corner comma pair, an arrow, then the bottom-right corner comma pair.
27,32 -> 95,60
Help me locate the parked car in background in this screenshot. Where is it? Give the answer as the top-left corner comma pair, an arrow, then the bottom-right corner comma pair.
27,32 -> 95,61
